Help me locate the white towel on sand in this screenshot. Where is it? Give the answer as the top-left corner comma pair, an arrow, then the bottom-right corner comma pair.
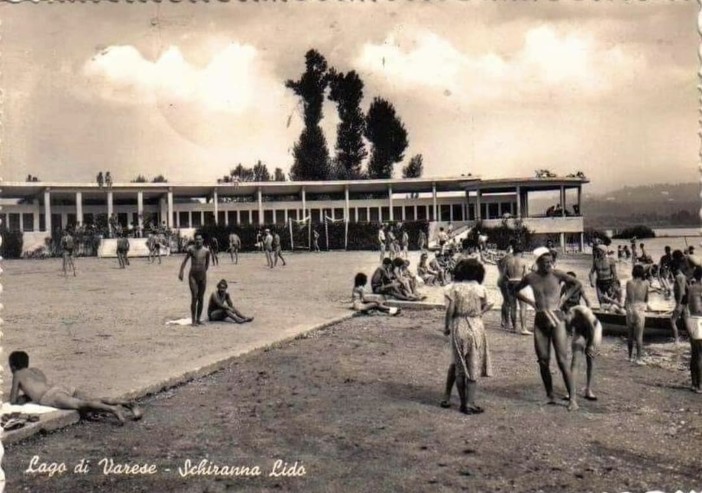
166,318 -> 194,326
1,402 -> 58,416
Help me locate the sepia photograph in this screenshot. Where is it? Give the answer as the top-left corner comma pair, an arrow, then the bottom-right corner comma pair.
0,1 -> 699,491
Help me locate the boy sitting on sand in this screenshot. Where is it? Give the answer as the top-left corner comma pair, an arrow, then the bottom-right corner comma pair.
9,351 -> 142,425
208,280 -> 254,324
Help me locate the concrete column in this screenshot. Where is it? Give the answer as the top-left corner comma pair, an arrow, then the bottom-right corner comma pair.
75,192 -> 83,226
284,209 -> 289,223
388,185 -> 394,221
272,209 -> 277,224
476,190 -> 482,221
167,189 -> 174,228
414,205 -> 418,221
43,189 -> 52,232
450,203 -> 455,222
224,207 -> 229,226
137,191 -> 144,231
577,186 -> 582,215
402,204 -> 406,221
257,187 -> 263,225
432,182 -> 438,221
580,232 -> 585,252
237,210 -> 241,224
19,213 -> 24,232
33,211 -> 39,231
213,189 -> 219,225
107,190 -> 114,235
344,186 -> 350,222
560,232 -> 566,251
516,186 -> 522,217
301,187 -> 307,219
248,210 -> 253,224
560,186 -> 566,217
188,211 -> 192,228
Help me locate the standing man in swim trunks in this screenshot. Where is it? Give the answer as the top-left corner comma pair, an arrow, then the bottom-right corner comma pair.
659,246 -> 673,298
684,266 -> 702,393
60,229 -> 76,277
515,247 -> 582,411
502,244 -> 531,334
116,232 -> 130,269
625,264 -> 651,363
589,245 -> 618,306
669,250 -> 687,345
418,229 -> 427,251
263,228 -> 274,268
312,229 -> 321,252
401,228 -> 409,259
272,230 -> 286,267
378,226 -> 387,262
178,233 -> 210,326
146,232 -> 157,264
228,232 -> 241,264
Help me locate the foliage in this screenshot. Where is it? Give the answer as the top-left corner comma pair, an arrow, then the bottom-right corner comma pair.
467,219 -> 534,250
273,168 -> 287,182
0,229 -> 23,258
286,50 -> 331,181
612,225 -> 656,240
365,98 -> 408,179
402,154 -> 424,179
131,175 -> 148,183
584,228 -> 612,246
328,69 -> 367,180
152,175 -> 168,183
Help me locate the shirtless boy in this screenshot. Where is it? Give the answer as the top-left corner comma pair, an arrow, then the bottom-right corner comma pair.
228,232 -> 241,264
9,351 -> 142,425
263,229 -> 274,268
208,279 -> 254,324
210,237 -> 220,266
515,247 -> 581,411
178,234 -> 210,326
272,231 -> 286,266
589,245 -> 618,306
147,232 -> 157,264
502,244 -> 531,335
625,264 -> 652,363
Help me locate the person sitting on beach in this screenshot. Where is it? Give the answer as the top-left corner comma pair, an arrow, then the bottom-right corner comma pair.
371,258 -> 414,301
625,264 -> 652,364
565,304 -> 602,402
429,252 -> 447,286
398,259 -> 425,300
442,259 -> 494,414
502,243 -> 530,335
417,252 -> 437,286
391,258 -> 422,301
9,351 -> 142,425
684,267 -> 702,393
208,280 -> 253,324
589,245 -> 618,307
228,232 -> 241,264
599,281 -> 626,314
352,273 -> 399,316
514,247 -> 582,411
638,243 -> 653,265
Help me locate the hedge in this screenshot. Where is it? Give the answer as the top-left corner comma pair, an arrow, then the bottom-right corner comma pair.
0,229 -> 24,259
196,221 -> 430,252
467,219 -> 534,250
612,225 -> 656,240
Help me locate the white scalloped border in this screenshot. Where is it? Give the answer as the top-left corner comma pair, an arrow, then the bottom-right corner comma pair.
0,8 -> 5,484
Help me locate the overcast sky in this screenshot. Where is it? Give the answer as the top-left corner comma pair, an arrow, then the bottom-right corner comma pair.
0,1 -> 696,194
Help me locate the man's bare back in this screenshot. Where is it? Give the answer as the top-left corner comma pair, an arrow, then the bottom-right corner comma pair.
503,254 -> 527,281
11,367 -> 50,403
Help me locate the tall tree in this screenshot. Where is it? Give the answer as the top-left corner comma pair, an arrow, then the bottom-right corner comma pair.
230,163 -> 255,182
365,98 -> 408,179
152,175 -> 168,183
131,175 -> 148,183
285,50 -> 331,181
328,69 -> 367,179
273,168 -> 287,182
252,161 -> 271,182
402,154 -> 424,179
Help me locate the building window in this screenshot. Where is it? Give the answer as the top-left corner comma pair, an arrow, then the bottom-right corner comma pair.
488,203 -> 499,219
369,208 -> 380,222
468,204 -> 475,220
417,206 -> 427,220
83,213 -> 94,226
263,210 -> 274,224
393,206 -> 403,221
452,204 -> 463,221
22,213 -> 34,231
227,211 -> 237,225
39,213 -> 45,231
440,205 -> 451,222
240,211 -> 250,225
204,211 -> 215,225
192,212 -> 202,227
358,208 -> 368,222
404,206 -> 415,221
9,213 -> 20,231
380,207 -> 389,222
334,208 -> 344,220
51,214 -> 63,232
218,211 -> 226,224
251,210 -> 259,225
179,211 -> 189,228
68,213 -> 78,228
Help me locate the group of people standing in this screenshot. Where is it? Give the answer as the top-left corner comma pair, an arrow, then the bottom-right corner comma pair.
378,225 -> 417,262
96,171 -> 113,189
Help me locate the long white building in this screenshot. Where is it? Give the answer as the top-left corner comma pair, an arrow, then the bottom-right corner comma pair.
0,175 -> 589,250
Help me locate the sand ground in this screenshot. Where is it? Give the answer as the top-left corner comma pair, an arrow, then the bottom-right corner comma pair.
3,310 -> 701,493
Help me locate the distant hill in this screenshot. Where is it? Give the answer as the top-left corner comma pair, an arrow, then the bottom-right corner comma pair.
582,183 -> 699,230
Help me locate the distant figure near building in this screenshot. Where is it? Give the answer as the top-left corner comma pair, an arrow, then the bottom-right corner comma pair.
312,229 -> 320,252
263,228 -> 274,268
273,231 -> 286,267
97,172 -> 104,189
210,237 -> 220,266
228,232 -> 241,264
116,233 -> 130,269
105,171 -> 113,188
378,226 -> 387,262
418,230 -> 427,251
178,234 -> 210,327
60,230 -> 76,277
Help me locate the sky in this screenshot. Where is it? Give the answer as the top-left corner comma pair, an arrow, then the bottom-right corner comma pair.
0,1 -> 697,194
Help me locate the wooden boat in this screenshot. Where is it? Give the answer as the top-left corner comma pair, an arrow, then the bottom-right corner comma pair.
592,309 -> 674,338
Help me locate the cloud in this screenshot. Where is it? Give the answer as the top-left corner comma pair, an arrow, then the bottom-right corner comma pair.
355,26 -> 649,105
83,43 -> 287,115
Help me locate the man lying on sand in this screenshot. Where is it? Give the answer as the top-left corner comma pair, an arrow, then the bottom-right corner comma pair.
9,351 -> 142,425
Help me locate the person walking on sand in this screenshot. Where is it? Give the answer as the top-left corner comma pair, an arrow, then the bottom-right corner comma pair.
116,232 -> 130,269
178,234 -> 210,326
442,259 -> 494,414
228,232 -> 241,264
273,230 -> 286,267
418,229 -> 427,251
60,229 -> 76,277
9,351 -> 142,425
625,264 -> 652,364
208,280 -> 254,324
515,247 -> 582,411
209,236 -> 220,266
263,228 -> 274,268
